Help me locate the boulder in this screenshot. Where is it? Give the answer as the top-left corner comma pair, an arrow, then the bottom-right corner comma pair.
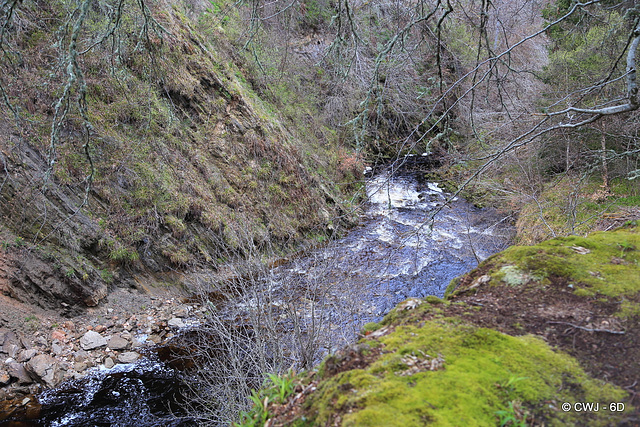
16,349 -> 38,363
6,362 -> 32,385
51,343 -> 64,356
79,331 -> 107,350
117,352 -> 139,364
107,335 -> 129,350
26,354 -> 63,388
2,331 -> 22,355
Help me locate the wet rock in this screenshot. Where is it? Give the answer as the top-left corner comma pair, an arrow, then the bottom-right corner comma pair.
117,352 -> 139,364
80,331 -> 107,350
107,335 -> 129,350
26,354 -> 63,388
104,357 -> 115,369
6,361 -> 32,385
148,334 -> 162,344
130,335 -> 147,347
73,361 -> 88,372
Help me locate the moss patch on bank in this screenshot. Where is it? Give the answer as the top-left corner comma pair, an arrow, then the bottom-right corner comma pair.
450,223 -> 640,316
308,322 -> 625,426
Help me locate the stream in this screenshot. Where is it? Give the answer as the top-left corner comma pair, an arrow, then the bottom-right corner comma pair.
12,168 -> 514,426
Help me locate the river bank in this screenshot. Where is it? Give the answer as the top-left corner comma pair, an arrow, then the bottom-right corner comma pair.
252,222 -> 640,426
0,285 -> 205,421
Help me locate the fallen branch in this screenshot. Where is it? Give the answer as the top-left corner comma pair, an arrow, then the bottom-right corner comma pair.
547,321 -> 626,335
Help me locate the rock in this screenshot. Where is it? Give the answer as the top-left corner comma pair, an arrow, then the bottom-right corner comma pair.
73,361 -> 88,372
73,349 -> 89,362
34,336 -> 48,348
107,335 -> 129,350
168,318 -> 185,328
130,335 -> 147,347
51,329 -> 67,342
148,334 -> 162,344
16,349 -> 38,363
6,362 -> 32,385
26,354 -> 62,388
93,325 -> 107,333
104,357 -> 115,369
6,344 -> 20,359
468,274 -> 491,291
174,307 -> 189,318
0,369 -> 10,385
117,352 -> 139,364
51,343 -> 64,356
2,331 -> 22,355
80,331 -> 107,350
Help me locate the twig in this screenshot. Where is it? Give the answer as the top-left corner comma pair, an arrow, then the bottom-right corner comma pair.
547,321 -> 625,335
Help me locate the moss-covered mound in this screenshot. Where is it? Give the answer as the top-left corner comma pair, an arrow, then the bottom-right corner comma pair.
260,223 -> 639,426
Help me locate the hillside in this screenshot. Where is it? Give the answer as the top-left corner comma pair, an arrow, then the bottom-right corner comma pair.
1,0 -> 640,424
0,0 -> 362,315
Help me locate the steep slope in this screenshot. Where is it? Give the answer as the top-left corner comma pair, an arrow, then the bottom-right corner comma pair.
0,0 -> 362,313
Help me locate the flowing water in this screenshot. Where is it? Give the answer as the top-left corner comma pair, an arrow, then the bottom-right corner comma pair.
12,169 -> 514,426
259,169 -> 513,354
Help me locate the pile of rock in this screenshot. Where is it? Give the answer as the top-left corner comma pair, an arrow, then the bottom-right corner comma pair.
0,296 -> 206,420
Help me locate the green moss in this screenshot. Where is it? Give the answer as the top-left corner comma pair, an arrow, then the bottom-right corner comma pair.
425,296 -> 445,304
493,227 -> 639,298
444,276 -> 461,298
362,322 -> 382,334
302,320 -> 629,426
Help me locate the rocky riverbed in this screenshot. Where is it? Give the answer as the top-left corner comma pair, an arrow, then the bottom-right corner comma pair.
0,286 -> 205,421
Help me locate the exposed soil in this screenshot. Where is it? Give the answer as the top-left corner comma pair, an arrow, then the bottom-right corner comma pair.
452,273 -> 639,393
